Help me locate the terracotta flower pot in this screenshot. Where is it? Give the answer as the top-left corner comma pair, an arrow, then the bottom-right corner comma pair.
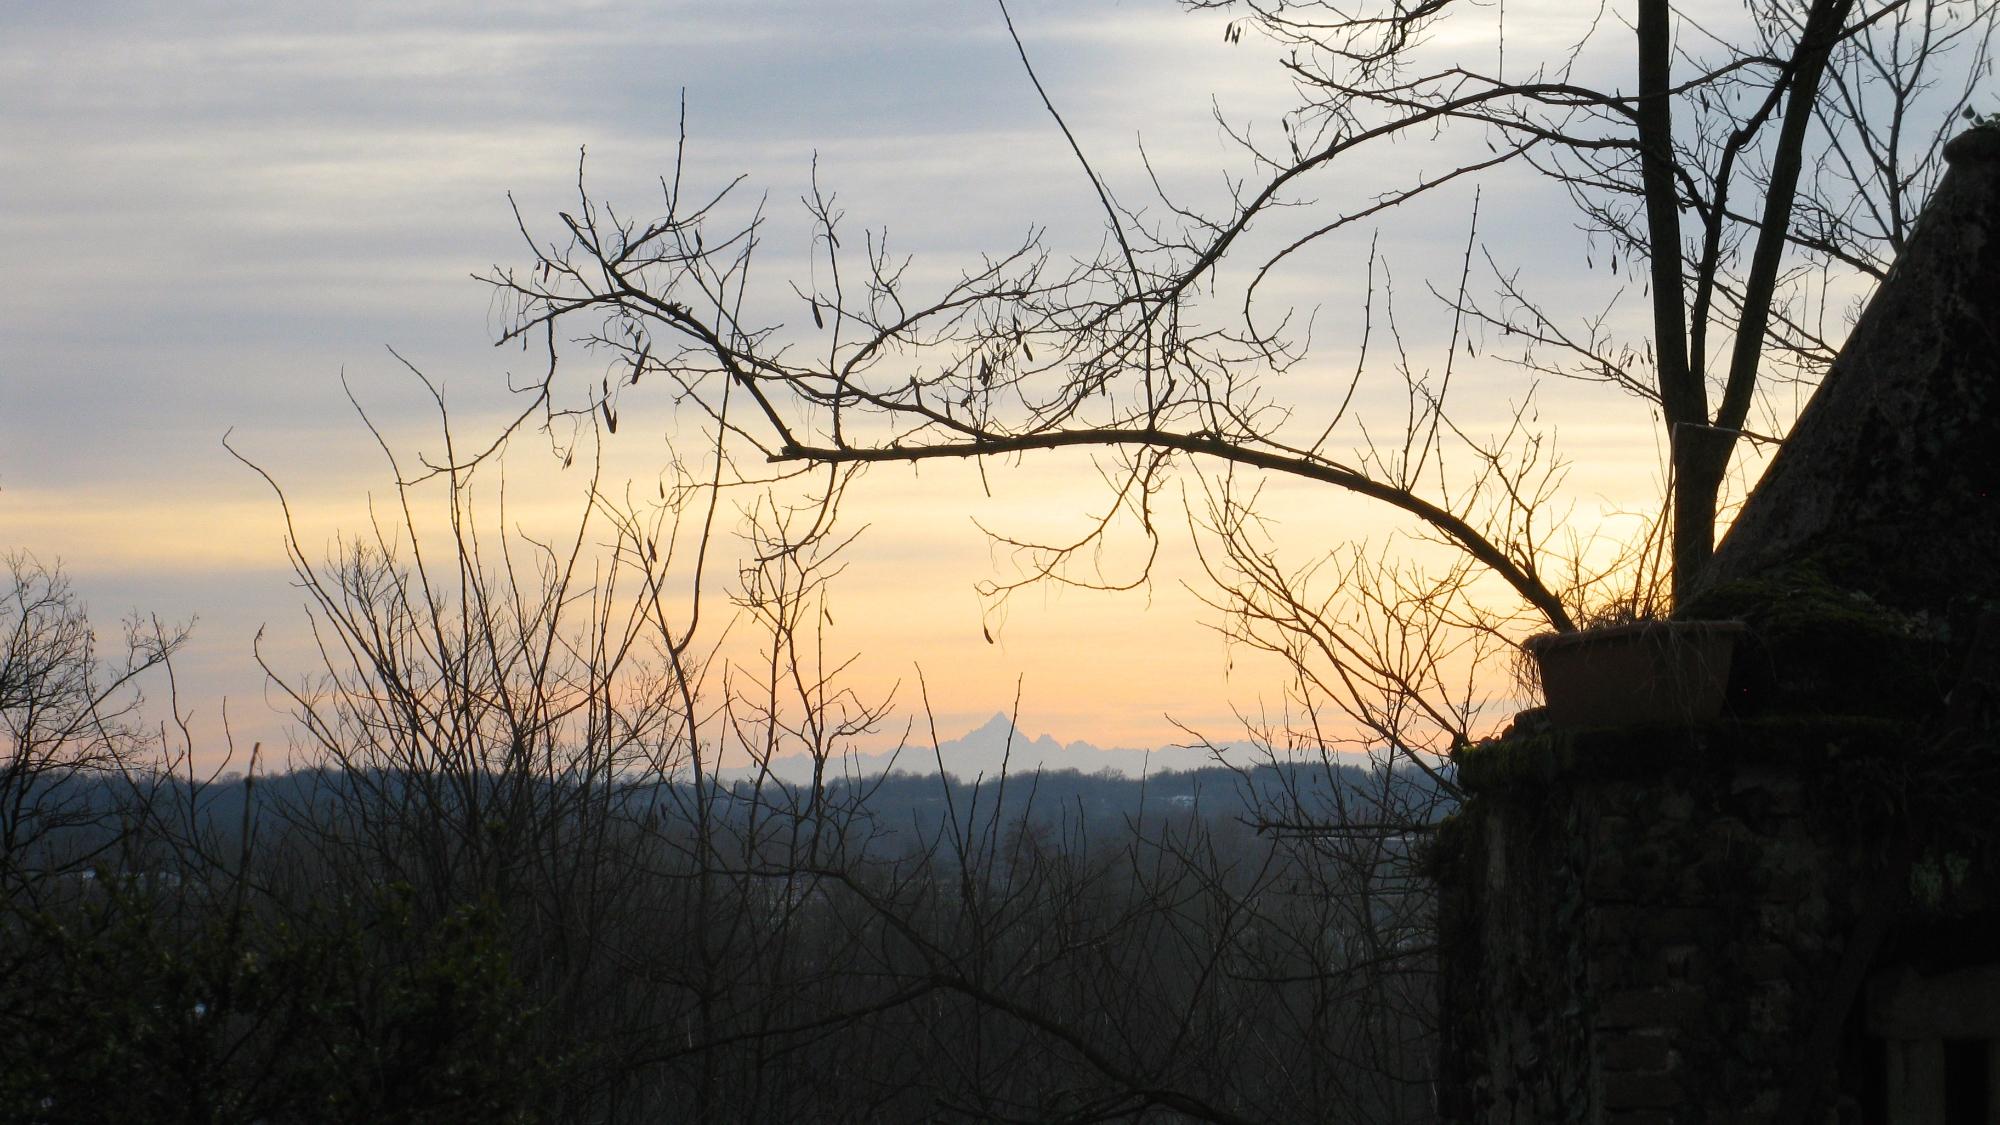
1524,619 -> 1746,728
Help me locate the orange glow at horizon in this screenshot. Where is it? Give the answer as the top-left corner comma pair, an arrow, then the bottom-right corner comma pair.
7,383 -> 1671,773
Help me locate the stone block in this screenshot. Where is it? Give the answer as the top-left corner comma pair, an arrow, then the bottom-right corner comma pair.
1758,900 -> 1828,939
1729,768 -> 1805,815
1731,942 -> 1795,980
1744,980 -> 1797,1035
1706,1106 -> 1780,1125
1655,790 -> 1696,822
1591,945 -> 1710,992
1600,1033 -> 1675,1073
1586,851 -> 1632,898
1605,1112 -> 1679,1125
1588,905 -> 1720,948
1661,943 -> 1702,983
1867,965 -> 2000,1038
1593,955 -> 1647,990
1603,1071 -> 1685,1109
1595,986 -> 1709,1030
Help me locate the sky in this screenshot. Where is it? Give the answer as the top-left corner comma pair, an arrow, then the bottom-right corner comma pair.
0,1 -> 1880,770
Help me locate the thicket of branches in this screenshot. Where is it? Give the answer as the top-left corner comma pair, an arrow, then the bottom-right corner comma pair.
2,400 -> 1444,1122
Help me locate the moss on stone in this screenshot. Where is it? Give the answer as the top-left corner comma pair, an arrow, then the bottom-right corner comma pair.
1682,552 -> 1953,717
1451,715 -> 1908,795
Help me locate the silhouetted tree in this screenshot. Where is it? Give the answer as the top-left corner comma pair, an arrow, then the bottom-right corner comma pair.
468,2 -> 1992,1115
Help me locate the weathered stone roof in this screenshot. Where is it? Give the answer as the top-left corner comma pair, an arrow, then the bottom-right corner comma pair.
1704,126 -> 2000,612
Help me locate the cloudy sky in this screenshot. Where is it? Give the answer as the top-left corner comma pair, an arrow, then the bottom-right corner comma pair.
3,1 -> 1808,767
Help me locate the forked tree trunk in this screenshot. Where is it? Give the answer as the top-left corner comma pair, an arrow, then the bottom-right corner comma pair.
1645,0 -> 1858,608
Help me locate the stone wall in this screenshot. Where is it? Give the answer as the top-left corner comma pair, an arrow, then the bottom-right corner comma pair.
1435,718 -> 1996,1124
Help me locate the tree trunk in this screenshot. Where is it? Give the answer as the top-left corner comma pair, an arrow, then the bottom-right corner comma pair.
1635,0 -> 1708,606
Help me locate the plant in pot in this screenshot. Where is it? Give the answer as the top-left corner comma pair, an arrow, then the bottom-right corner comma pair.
1523,600 -> 1747,729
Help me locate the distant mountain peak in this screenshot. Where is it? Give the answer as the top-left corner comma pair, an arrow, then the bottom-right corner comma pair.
724,711 -> 1251,784
974,712 -> 1018,736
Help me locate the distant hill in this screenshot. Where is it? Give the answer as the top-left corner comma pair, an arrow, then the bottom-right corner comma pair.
14,744 -> 1448,873
727,712 -> 1258,785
